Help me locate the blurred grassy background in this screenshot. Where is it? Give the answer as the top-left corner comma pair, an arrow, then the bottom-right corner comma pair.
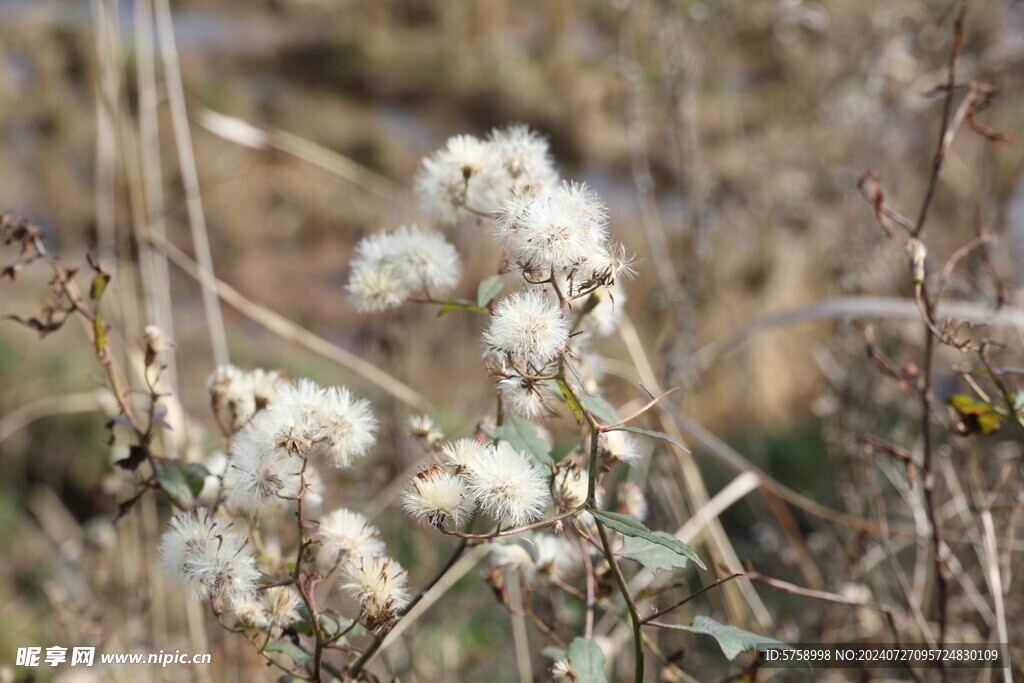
1,0 -> 1023,680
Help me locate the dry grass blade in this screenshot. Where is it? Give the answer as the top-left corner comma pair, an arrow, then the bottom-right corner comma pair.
693,296 -> 1024,374
153,0 -> 229,367
193,105 -> 406,202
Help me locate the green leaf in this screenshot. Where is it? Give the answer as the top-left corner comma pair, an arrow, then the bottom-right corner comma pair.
482,413 -> 553,465
589,509 -> 705,570
657,615 -> 789,660
567,638 -> 608,683
155,460 -> 210,504
541,646 -> 567,662
89,271 -> 110,301
605,425 -> 690,454
947,394 -> 1002,434
476,275 -> 504,308
438,298 -> 489,316
557,380 -> 583,423
264,641 -> 312,667
579,392 -> 620,424
618,532 -> 694,572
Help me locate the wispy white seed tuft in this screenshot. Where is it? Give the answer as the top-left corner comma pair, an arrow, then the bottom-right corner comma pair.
462,441 -> 550,527
341,554 -> 409,627
223,409 -> 304,518
414,134 -> 503,223
318,508 -> 386,560
402,464 -> 471,528
483,289 -> 569,370
439,437 -> 490,470
158,510 -> 259,607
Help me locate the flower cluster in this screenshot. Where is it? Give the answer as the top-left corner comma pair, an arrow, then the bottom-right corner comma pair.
316,507 -> 410,627
222,377 -> 378,517
207,364 -> 287,433
414,125 -> 557,223
158,510 -> 260,608
403,437 -> 550,529
346,225 -> 461,312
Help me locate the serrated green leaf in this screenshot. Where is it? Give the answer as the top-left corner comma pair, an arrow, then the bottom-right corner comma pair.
606,425 -> 690,454
568,638 -> 607,683
438,298 -> 489,316
476,275 -> 504,308
557,380 -> 583,423
657,615 -> 789,660
482,413 -> 553,465
579,392 -> 620,424
589,509 -> 705,570
264,641 -> 312,666
618,532 -> 693,572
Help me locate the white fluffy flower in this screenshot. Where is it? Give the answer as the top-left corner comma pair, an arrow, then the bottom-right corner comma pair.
616,480 -> 648,522
490,542 -> 536,573
406,414 -> 444,448
439,437 -> 489,470
318,508 -> 386,560
500,181 -> 609,277
551,659 -> 575,682
487,124 -> 559,194
158,510 -> 259,607
270,379 -> 379,468
414,134 -> 503,223
341,554 -> 409,627
490,534 -> 576,583
600,430 -> 641,465
497,371 -> 557,419
144,324 -> 173,355
314,386 -> 379,467
223,410 -> 304,517
463,441 -> 550,527
533,533 -> 578,582
402,464 -> 471,528
347,262 -> 406,312
207,365 -> 286,432
347,225 -> 462,311
263,586 -> 302,630
552,464 -> 597,511
483,289 -> 569,370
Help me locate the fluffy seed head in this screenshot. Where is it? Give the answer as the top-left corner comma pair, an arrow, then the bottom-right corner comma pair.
341,554 -> 409,627
223,409 -> 304,518
414,134 -> 502,223
601,430 -> 641,465
483,289 -> 570,370
462,441 -> 550,527
439,437 -> 489,470
616,480 -> 649,522
318,508 -> 386,560
487,124 -> 558,194
497,372 -> 557,419
144,324 -> 173,355
402,464 -> 470,528
158,510 -> 259,607
490,542 -> 536,573
406,414 -> 444,449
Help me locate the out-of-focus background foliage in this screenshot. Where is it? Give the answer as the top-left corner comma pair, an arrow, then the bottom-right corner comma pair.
1,0 -> 1023,680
